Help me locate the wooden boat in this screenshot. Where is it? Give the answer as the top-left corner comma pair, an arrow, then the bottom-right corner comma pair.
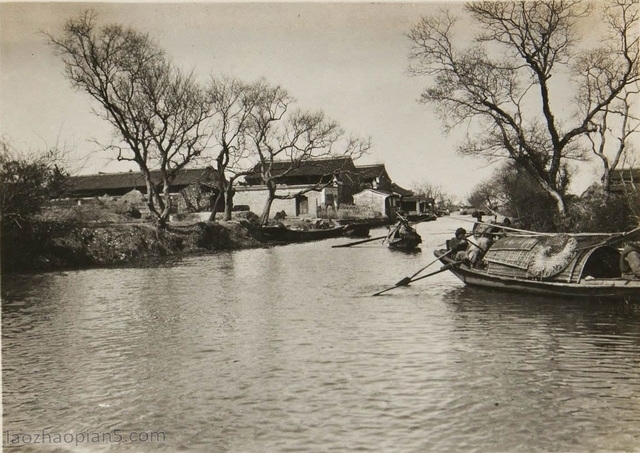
261,223 -> 366,243
434,233 -> 640,301
384,218 -> 422,250
406,213 -> 437,223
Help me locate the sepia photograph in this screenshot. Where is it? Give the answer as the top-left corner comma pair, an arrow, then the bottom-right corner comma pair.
2,0 -> 640,451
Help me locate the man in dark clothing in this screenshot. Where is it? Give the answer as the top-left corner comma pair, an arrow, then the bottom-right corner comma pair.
448,227 -> 469,260
620,242 -> 640,279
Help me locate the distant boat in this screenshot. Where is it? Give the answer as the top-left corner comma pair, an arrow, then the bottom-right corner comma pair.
434,232 -> 640,302
383,217 -> 422,250
406,212 -> 437,222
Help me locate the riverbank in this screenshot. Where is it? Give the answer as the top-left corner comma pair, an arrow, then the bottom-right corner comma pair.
1,199 -> 393,274
1,217 -> 264,274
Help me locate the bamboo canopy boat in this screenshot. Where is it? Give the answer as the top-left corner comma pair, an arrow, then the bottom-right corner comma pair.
434,227 -> 640,302
383,215 -> 422,250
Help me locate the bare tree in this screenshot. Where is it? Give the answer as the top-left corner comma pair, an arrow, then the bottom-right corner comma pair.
47,11 -> 213,227
467,180 -> 505,214
246,82 -> 370,225
407,0 -> 639,223
411,181 -> 454,208
575,0 -> 640,195
585,89 -> 639,194
468,163 -> 560,231
206,76 -> 265,221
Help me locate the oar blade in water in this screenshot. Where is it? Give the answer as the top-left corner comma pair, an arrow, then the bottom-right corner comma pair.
394,276 -> 412,287
372,262 -> 461,297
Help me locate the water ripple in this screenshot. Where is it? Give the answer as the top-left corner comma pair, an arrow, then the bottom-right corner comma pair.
3,218 -> 640,452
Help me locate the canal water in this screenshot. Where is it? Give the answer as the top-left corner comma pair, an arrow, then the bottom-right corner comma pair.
3,216 -> 640,452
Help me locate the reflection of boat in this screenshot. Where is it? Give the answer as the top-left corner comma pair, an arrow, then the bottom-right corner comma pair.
384,218 -> 422,250
434,233 -> 640,301
261,223 -> 369,243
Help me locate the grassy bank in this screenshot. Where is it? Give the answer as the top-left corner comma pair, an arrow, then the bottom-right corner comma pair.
1,203 -> 263,274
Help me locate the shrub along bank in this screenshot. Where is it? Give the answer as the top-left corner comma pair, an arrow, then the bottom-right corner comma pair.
1,215 -> 263,274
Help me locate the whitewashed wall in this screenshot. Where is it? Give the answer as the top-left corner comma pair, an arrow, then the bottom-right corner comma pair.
234,185 -> 327,218
352,190 -> 388,217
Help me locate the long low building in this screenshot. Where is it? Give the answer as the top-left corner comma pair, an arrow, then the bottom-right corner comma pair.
63,167 -> 222,198
57,158 -> 422,220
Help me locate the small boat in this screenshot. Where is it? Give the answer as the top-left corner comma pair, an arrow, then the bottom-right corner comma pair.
261,222 -> 364,243
434,232 -> 640,301
406,212 -> 437,223
384,217 -> 422,250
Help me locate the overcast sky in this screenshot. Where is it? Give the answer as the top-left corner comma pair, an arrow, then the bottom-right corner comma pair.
0,1 -> 608,200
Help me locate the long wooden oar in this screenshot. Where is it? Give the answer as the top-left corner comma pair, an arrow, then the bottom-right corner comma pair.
408,261 -> 461,284
372,261 -> 461,297
574,225 -> 640,252
449,216 -> 554,236
394,249 -> 454,286
332,235 -> 386,248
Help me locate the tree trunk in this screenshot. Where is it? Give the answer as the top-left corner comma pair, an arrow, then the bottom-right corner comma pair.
602,165 -> 611,198
259,180 -> 277,226
540,184 -> 567,230
158,183 -> 172,229
529,171 -> 567,226
223,185 -> 234,221
260,193 -> 276,226
209,191 -> 224,222
550,190 -> 566,224
143,177 -> 162,220
260,197 -> 275,226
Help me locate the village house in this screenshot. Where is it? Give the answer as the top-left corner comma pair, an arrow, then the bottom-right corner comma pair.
56,157 -> 421,220
352,188 -> 401,219
235,157 -> 360,218
59,167 -> 223,214
353,164 -> 394,192
349,164 -> 434,217
235,158 -> 422,220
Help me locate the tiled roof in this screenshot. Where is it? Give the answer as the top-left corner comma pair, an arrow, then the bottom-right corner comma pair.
65,167 -> 221,193
402,195 -> 434,202
390,183 -> 414,197
354,164 -> 388,180
354,188 -> 396,197
245,157 -> 357,183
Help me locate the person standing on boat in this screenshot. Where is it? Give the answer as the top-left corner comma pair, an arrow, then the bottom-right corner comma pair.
448,227 -> 469,260
620,242 -> 640,279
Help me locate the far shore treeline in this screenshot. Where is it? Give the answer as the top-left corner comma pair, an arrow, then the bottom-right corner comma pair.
2,1 -> 640,272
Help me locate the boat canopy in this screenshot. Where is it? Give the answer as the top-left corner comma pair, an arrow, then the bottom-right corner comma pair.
483,235 -> 622,282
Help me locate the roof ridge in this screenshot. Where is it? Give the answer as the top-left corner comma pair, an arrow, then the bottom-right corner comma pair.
270,156 -> 351,162
68,167 -> 212,178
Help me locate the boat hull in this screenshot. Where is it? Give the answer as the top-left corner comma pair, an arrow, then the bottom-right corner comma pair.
406,213 -> 437,222
388,236 -> 422,250
261,225 -> 352,243
435,249 -> 640,301
385,220 -> 422,250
